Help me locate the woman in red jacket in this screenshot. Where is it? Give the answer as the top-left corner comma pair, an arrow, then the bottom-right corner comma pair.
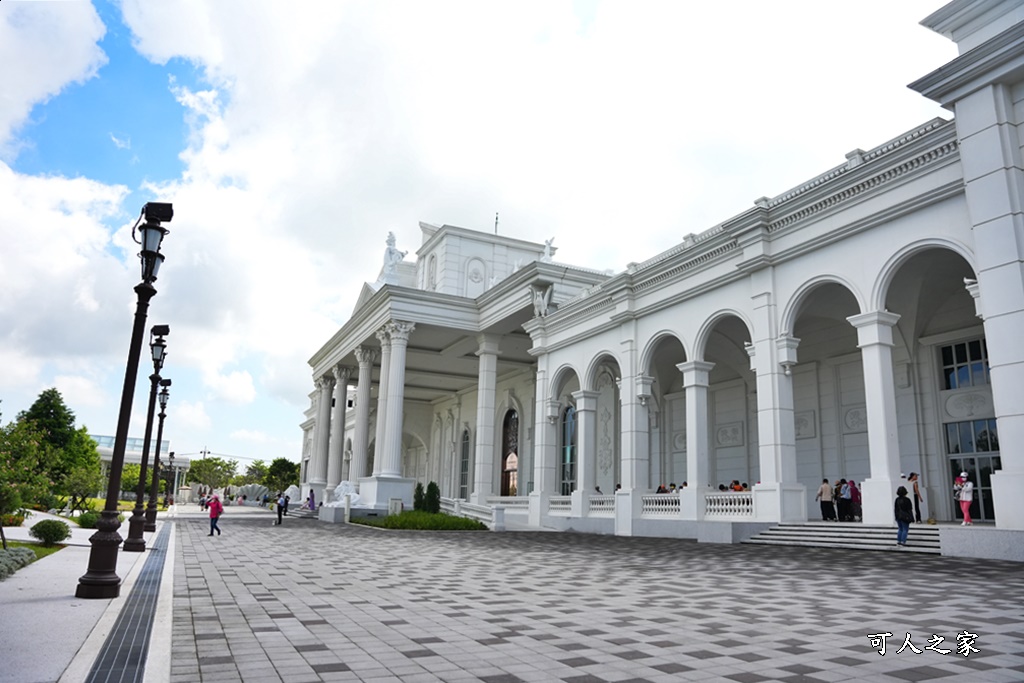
207,494 -> 224,536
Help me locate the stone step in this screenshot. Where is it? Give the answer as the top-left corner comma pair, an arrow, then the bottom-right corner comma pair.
743,523 -> 942,554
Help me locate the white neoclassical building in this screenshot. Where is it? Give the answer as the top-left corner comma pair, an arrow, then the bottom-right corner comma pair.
302,0 -> 1024,559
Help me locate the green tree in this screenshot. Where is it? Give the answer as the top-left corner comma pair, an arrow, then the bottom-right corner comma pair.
120,464 -> 141,496
0,420 -> 51,549
263,458 -> 299,494
18,388 -> 76,451
187,456 -> 237,491
245,459 -> 268,483
57,427 -> 102,502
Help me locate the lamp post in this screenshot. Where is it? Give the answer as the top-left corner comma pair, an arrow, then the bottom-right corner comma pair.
145,379 -> 171,532
125,326 -> 169,551
77,203 -> 171,598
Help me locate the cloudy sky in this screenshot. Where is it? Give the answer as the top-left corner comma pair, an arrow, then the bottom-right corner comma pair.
0,0 -> 956,467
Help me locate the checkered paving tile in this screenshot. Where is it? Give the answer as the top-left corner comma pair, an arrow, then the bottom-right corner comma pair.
170,518 -> 1024,682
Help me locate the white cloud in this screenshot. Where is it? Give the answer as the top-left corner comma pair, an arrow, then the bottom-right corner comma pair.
204,369 -> 256,405
54,374 -> 108,409
0,2 -> 107,155
174,400 -> 212,431
230,429 -> 269,443
109,133 -> 131,150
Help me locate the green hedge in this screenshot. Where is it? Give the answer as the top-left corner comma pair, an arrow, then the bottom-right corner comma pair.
1,513 -> 26,527
353,510 -> 487,531
29,520 -> 71,546
0,548 -> 35,581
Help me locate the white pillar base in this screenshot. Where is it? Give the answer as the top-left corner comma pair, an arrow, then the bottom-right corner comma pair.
358,476 -> 415,510
753,482 -> 808,523
529,490 -> 548,527
614,489 -> 644,536
991,470 -> 1024,530
860,477 -> 898,526
680,487 -> 702,521
306,481 -> 327,509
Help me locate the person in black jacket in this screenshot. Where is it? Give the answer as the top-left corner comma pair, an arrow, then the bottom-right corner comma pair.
894,486 -> 914,547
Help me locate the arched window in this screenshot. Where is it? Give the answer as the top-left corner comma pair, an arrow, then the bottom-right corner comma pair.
501,410 -> 519,496
560,405 -> 577,495
459,429 -> 471,500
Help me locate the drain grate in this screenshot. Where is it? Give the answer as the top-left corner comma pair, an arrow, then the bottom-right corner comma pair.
85,523 -> 171,683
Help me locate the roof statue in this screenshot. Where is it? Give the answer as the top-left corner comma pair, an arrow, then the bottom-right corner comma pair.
383,231 -> 407,275
541,237 -> 554,263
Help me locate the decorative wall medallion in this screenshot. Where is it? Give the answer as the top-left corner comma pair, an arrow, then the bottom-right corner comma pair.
843,406 -> 868,433
945,391 -> 989,419
715,422 -> 744,447
795,411 -> 816,439
469,268 -> 483,283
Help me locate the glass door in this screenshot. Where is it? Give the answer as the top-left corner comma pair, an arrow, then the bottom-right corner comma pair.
946,418 -> 1000,522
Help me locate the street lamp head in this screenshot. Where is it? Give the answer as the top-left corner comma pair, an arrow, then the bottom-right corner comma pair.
134,203 -> 172,283
150,325 -> 169,372
158,380 -> 171,409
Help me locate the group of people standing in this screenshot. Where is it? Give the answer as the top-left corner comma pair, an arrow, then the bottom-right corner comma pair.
814,478 -> 863,521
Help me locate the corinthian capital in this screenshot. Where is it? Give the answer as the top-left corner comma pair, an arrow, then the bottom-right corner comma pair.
375,326 -> 391,346
354,345 -> 380,366
332,364 -> 354,384
387,320 -> 416,342
315,375 -> 335,391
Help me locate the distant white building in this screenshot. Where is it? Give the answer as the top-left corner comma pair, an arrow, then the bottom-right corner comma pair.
90,435 -> 187,490
302,0 -> 1024,560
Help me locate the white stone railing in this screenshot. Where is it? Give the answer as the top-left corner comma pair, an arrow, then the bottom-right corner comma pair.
641,494 -> 680,516
486,496 -> 529,511
704,491 -> 754,518
548,496 -> 572,514
439,497 -> 506,530
588,495 -> 616,515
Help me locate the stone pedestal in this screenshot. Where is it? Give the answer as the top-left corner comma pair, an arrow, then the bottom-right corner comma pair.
358,476 -> 415,510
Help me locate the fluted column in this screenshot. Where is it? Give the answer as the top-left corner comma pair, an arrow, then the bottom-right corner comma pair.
572,390 -> 600,494
471,334 -> 501,504
848,311 -> 902,525
326,364 -> 353,498
372,327 -> 392,476
382,321 -> 415,477
310,374 -> 335,497
351,346 -> 378,484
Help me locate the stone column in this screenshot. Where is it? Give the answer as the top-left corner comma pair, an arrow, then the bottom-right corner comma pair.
528,367 -> 555,527
623,374 -> 653,491
350,347 -> 377,485
309,374 -> 335,501
381,321 -> 415,477
471,334 -> 501,504
848,311 -> 902,525
372,327 -> 392,477
571,390 -> 599,517
678,361 -> 714,520
326,364 -> 353,499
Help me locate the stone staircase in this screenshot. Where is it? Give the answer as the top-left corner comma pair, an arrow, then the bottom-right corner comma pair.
284,507 -> 319,520
743,521 -> 942,554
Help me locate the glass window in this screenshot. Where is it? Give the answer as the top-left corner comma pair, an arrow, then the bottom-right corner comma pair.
459,430 -> 470,500
940,339 -> 989,390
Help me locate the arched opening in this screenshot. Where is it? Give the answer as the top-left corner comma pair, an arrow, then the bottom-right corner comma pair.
588,356 -> 622,495
501,410 -> 519,496
645,334 -> 687,489
459,429 -> 471,500
560,405 -> 577,495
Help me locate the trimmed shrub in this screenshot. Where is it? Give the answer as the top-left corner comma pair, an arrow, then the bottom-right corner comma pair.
425,481 -> 441,514
413,483 -> 425,511
354,510 -> 487,531
0,548 -> 35,580
29,519 -> 71,546
76,511 -> 100,528
1,513 -> 26,527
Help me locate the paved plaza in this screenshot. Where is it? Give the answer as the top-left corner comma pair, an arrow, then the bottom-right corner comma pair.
168,509 -> 1024,683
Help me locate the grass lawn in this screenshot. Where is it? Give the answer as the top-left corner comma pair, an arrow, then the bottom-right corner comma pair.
4,540 -> 64,561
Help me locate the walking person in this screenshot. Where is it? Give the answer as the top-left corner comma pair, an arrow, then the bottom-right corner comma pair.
815,478 -> 836,521
908,472 -> 924,523
275,492 -> 285,525
895,486 -> 914,547
838,479 -> 852,521
956,471 -> 974,525
207,493 -> 223,536
848,479 -> 862,521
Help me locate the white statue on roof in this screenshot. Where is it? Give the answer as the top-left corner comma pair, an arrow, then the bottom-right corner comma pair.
541,237 -> 555,263
383,232 -> 407,275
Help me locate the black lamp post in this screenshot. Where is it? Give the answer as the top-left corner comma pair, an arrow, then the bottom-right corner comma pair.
145,379 -> 171,531
77,203 -> 171,598
125,325 -> 169,551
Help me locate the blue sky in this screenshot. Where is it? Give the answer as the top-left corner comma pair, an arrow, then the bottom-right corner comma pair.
0,0 -> 956,470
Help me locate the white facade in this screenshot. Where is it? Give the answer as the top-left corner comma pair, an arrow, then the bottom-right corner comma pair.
303,0 -> 1024,558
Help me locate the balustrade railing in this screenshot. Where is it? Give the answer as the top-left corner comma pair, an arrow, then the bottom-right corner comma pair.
641,494 -> 680,516
548,496 -> 572,514
588,495 -> 615,514
486,496 -> 529,510
704,491 -> 754,518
